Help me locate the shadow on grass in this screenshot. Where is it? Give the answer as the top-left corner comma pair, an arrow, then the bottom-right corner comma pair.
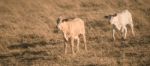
8,42 -> 36,49
0,50 -> 49,60
0,50 -> 51,66
7,39 -> 63,50
20,50 -> 49,61
82,64 -> 106,66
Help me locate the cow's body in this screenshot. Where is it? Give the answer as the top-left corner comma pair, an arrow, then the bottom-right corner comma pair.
57,16 -> 87,55
105,10 -> 135,40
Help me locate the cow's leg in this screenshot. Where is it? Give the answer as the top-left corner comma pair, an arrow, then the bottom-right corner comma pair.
121,28 -> 125,40
130,24 -> 135,37
64,41 -> 68,54
76,37 -> 80,52
64,33 -> 68,41
64,33 -> 68,54
124,27 -> 127,39
83,34 -> 87,51
121,27 -> 127,40
112,29 -> 116,41
71,38 -> 75,55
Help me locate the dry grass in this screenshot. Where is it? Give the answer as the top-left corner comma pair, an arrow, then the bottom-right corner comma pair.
0,0 -> 150,66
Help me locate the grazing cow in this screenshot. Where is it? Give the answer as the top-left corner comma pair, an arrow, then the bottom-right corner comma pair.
56,16 -> 87,55
105,10 -> 135,40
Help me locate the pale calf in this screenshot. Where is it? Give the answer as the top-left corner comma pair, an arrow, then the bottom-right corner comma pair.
105,10 -> 135,40
56,16 -> 87,55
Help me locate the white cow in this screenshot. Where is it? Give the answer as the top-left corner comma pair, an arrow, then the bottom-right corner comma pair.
56,16 -> 87,55
105,10 -> 135,40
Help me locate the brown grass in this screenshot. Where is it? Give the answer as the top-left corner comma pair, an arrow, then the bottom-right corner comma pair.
0,0 -> 150,66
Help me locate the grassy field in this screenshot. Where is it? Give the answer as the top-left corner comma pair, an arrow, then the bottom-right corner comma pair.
0,0 -> 150,66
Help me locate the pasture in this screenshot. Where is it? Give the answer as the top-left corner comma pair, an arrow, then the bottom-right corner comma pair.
0,0 -> 150,66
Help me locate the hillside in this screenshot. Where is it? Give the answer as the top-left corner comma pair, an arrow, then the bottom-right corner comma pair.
0,0 -> 150,66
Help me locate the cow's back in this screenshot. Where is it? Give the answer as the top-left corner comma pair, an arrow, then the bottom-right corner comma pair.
118,10 -> 133,25
67,18 -> 85,36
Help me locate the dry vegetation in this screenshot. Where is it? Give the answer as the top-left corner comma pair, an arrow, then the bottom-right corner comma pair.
0,0 -> 150,66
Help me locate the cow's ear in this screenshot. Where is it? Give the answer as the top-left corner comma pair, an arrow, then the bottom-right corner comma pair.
112,13 -> 117,17
104,15 -> 111,19
104,15 -> 108,19
104,15 -> 110,19
62,19 -> 68,22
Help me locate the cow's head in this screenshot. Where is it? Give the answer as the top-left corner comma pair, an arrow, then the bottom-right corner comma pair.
56,16 -> 65,32
57,16 -> 64,24
104,13 -> 117,24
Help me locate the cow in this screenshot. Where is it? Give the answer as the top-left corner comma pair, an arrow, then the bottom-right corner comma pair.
56,16 -> 87,55
105,10 -> 135,41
